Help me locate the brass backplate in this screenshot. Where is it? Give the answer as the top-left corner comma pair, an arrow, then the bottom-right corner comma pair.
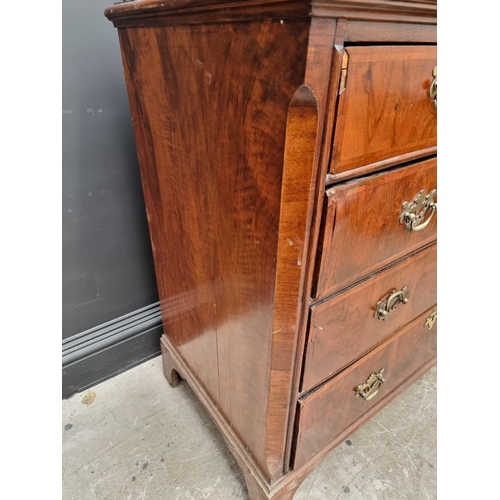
355,368 -> 385,401
424,308 -> 437,330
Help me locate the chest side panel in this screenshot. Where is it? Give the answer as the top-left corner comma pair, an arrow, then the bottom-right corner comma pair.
117,19 -> 310,476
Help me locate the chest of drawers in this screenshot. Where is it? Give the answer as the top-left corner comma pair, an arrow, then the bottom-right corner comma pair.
105,1 -> 437,498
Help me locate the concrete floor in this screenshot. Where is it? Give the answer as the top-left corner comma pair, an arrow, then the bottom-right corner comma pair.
62,358 -> 436,500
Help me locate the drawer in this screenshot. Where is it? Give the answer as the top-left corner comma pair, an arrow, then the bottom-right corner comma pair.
331,45 -> 437,175
314,157 -> 436,298
303,244 -> 436,392
293,307 -> 437,470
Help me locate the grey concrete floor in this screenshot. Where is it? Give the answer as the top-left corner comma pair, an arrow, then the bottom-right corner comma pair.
62,358 -> 436,500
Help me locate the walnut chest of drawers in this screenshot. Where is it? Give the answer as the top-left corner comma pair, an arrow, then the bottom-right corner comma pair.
105,1 -> 437,498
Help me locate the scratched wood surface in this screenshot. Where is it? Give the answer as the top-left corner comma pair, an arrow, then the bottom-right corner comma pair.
105,0 -> 437,28
279,16 -> 342,476
303,244 -> 436,392
331,45 -> 437,175
105,0 -> 311,27
293,306 -> 437,469
314,157 -> 437,299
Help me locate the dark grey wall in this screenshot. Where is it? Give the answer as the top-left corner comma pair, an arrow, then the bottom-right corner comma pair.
62,0 -> 159,338
62,0 -> 163,396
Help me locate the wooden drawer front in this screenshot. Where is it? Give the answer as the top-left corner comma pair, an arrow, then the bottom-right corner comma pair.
331,45 -> 437,175
315,157 -> 436,298
293,307 -> 437,470
303,244 -> 436,392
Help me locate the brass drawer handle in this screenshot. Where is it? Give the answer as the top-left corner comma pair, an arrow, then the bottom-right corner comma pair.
424,308 -> 437,330
399,189 -> 437,232
374,287 -> 409,321
429,66 -> 437,109
356,369 -> 385,401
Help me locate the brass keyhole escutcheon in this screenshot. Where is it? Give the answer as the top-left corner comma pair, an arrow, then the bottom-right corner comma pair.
429,66 -> 437,109
355,369 -> 385,401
